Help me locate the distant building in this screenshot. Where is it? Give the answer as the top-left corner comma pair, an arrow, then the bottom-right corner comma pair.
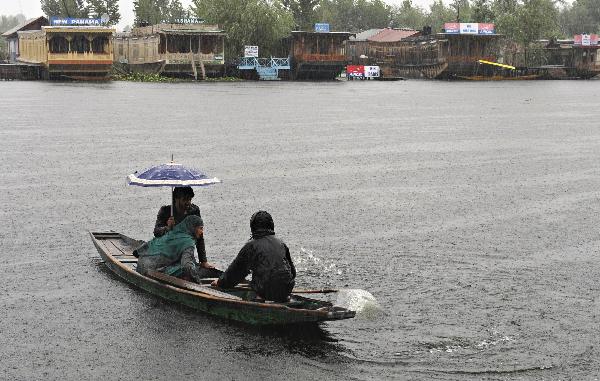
1,16 -> 49,63
113,23 -> 226,79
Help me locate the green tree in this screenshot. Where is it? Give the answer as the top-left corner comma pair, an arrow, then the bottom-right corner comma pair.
391,0 -> 427,29
88,0 -> 121,25
0,14 -> 26,61
449,0 -> 472,22
191,0 -> 294,58
426,0 -> 455,32
285,0 -> 320,30
558,0 -> 600,35
471,0 -> 495,22
316,0 -> 391,32
133,0 -> 169,25
41,0 -> 90,18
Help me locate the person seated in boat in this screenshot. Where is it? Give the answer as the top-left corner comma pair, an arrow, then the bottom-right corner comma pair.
136,215 -> 213,282
154,186 -> 215,270
211,211 -> 296,302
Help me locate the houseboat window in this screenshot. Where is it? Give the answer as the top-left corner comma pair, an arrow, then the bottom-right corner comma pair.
49,36 -> 69,53
167,35 -> 190,53
118,43 -> 124,56
159,34 -> 166,54
319,37 -> 330,54
201,36 -> 216,54
92,36 -> 108,53
71,35 -> 90,53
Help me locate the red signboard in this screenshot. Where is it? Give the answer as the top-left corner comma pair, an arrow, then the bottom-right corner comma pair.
574,34 -> 599,46
444,22 -> 460,34
347,65 -> 364,78
478,23 -> 495,34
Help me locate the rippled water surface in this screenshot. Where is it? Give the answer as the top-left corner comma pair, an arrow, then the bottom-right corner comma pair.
1,80 -> 600,380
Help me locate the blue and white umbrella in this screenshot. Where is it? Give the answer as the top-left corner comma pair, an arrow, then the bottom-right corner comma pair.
127,161 -> 221,216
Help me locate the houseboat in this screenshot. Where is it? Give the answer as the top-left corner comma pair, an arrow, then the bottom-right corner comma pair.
286,27 -> 354,80
542,34 -> 600,79
113,22 -> 226,79
16,18 -> 114,80
367,23 -> 532,80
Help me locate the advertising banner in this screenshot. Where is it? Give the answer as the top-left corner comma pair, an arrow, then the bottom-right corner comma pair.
244,45 -> 259,57
315,23 -> 330,32
364,66 -> 380,78
444,22 -> 460,34
460,23 -> 479,34
50,17 -> 103,26
478,23 -> 495,34
574,34 -> 599,46
346,65 -> 364,79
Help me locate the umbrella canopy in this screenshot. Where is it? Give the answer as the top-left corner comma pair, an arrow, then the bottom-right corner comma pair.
127,163 -> 221,187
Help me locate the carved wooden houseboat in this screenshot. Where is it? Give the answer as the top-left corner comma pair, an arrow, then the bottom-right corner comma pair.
542,35 -> 600,79
367,23 -> 528,80
113,23 -> 226,79
17,24 -> 114,80
287,31 -> 354,80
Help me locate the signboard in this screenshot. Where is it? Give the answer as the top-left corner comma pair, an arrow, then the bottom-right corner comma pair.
315,23 -> 330,33
346,65 -> 364,79
244,45 -> 259,57
444,22 -> 495,35
574,34 -> 599,46
460,23 -> 479,34
364,66 -> 380,78
50,17 -> 103,26
162,18 -> 204,24
478,23 -> 495,34
444,22 -> 460,34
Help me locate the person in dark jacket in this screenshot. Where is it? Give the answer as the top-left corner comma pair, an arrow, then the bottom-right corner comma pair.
211,211 -> 296,302
154,186 -> 214,270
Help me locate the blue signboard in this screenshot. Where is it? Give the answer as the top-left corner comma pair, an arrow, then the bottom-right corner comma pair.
50,17 -> 103,26
315,23 -> 330,33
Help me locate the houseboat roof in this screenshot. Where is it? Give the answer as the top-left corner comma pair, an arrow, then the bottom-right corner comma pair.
291,31 -> 355,37
160,29 -> 225,35
2,16 -> 48,38
350,29 -> 383,41
368,28 -> 420,42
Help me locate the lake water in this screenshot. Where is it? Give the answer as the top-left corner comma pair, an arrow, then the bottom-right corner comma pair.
1,79 -> 599,380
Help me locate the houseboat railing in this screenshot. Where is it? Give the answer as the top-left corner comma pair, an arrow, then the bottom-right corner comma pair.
296,53 -> 346,62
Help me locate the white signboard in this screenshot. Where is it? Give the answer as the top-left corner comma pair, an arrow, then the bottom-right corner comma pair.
459,23 -> 479,34
364,66 -> 380,78
244,45 -> 259,58
582,34 -> 591,46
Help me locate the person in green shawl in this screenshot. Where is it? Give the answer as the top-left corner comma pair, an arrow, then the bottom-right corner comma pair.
135,215 -> 217,282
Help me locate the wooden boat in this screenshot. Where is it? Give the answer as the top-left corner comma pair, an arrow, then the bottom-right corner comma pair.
90,231 -> 356,325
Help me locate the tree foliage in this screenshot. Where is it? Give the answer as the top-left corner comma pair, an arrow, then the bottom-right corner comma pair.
41,0 -> 90,18
0,14 -> 26,61
88,0 -> 121,25
390,0 -> 426,29
316,0 -> 391,32
134,0 -> 191,26
191,0 -> 295,58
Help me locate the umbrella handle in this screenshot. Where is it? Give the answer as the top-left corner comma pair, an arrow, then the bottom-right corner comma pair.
171,186 -> 174,217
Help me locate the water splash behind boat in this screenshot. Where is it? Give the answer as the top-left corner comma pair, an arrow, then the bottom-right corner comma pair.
334,289 -> 382,319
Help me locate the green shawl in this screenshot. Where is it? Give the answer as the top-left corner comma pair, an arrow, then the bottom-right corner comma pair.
140,215 -> 203,260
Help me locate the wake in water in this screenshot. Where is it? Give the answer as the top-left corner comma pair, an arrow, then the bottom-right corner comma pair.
293,248 -> 382,319
334,289 -> 383,319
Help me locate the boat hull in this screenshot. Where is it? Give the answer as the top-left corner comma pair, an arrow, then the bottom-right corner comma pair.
90,232 -> 355,325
